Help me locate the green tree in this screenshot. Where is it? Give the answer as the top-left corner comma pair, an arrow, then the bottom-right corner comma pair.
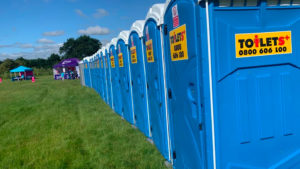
0,59 -> 18,74
48,54 -> 61,67
59,35 -> 101,60
15,57 -> 27,66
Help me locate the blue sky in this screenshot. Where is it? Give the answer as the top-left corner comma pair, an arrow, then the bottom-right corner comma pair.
0,0 -> 165,60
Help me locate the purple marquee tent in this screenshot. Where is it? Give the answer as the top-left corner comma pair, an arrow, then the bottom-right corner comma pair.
53,58 -> 80,80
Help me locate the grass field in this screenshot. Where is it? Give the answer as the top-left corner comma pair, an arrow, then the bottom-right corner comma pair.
0,76 -> 167,169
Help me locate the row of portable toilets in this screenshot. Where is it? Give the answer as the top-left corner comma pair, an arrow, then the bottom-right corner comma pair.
79,0 -> 300,168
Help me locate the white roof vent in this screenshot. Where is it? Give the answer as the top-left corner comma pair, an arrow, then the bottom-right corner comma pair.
117,31 -> 130,44
145,3 -> 165,25
130,20 -> 145,38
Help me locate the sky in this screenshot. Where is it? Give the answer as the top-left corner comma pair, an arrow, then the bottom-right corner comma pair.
0,0 -> 166,60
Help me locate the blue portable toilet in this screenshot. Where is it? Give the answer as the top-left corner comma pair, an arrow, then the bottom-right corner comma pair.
84,57 -> 92,88
96,53 -> 101,96
100,48 -> 109,104
96,52 -> 102,98
98,50 -> 104,99
95,54 -> 101,95
128,20 -> 151,138
163,0 -> 300,168
105,44 -> 114,109
91,55 -> 96,91
90,55 -> 95,91
116,31 -> 135,124
142,3 -> 172,162
109,38 -> 123,116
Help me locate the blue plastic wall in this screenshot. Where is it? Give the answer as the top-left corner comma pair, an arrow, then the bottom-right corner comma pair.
91,59 -> 96,91
101,51 -> 109,104
109,45 -> 123,116
96,56 -> 101,96
99,53 -> 105,99
91,59 -> 96,92
97,54 -> 103,98
105,49 -> 113,109
84,61 -> 91,88
128,31 -> 151,137
116,39 -> 134,124
142,19 -> 171,161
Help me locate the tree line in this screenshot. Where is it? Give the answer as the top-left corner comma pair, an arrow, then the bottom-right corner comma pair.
0,35 -> 102,78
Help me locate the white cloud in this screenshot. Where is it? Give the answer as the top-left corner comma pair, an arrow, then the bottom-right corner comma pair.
93,8 -> 108,18
37,38 -> 55,44
0,43 -> 33,49
43,31 -> 65,37
19,43 -> 34,49
78,26 -> 110,35
0,44 -> 62,60
75,9 -> 86,17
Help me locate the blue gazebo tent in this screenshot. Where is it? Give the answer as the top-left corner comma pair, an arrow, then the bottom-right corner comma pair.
10,66 -> 34,81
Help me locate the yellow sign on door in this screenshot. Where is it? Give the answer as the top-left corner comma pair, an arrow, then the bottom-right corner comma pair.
130,46 -> 137,64
169,24 -> 188,61
110,55 -> 115,68
118,53 -> 124,67
235,31 -> 292,58
146,39 -> 154,63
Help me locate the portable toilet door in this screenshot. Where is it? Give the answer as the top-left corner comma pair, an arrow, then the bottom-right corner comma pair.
128,20 -> 151,138
109,38 -> 123,116
98,52 -> 104,99
101,50 -> 109,104
96,53 -> 101,97
163,0 -> 206,168
143,4 -> 172,162
97,54 -> 101,96
96,55 -> 100,95
116,31 -> 135,124
106,46 -> 114,109
164,0 -> 300,168
94,56 -> 98,93
91,57 -> 95,91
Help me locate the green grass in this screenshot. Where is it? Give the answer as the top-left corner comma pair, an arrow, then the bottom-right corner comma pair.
0,76 -> 167,169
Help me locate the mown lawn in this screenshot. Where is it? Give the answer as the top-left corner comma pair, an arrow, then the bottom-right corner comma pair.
0,76 -> 167,169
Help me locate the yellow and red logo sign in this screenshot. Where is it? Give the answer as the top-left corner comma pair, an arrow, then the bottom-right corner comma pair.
110,55 -> 115,68
130,46 -> 137,64
146,39 -> 154,63
169,24 -> 188,61
118,53 -> 124,67
235,31 -> 292,58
